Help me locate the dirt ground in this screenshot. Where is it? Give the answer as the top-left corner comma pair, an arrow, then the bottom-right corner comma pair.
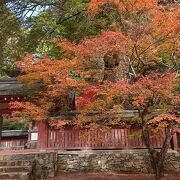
49,172 -> 180,180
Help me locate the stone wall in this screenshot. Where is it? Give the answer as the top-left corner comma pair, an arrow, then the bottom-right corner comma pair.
0,151 -> 58,178
57,150 -> 180,173
0,150 -> 179,178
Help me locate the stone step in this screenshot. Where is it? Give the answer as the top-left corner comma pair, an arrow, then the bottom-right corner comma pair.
0,179 -> 23,180
0,166 -> 32,173
0,159 -> 35,166
0,172 -> 30,180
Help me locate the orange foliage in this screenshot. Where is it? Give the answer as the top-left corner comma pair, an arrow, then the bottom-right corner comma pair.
61,31 -> 127,59
76,72 -> 179,133
11,55 -> 86,122
76,86 -> 99,110
11,0 -> 179,131
108,72 -> 178,110
10,101 -> 49,121
62,1 -> 179,71
88,0 -> 158,14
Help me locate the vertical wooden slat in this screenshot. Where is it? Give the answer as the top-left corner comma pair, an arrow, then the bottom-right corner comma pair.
126,128 -> 129,148
0,115 -> 3,146
38,121 -> 48,149
45,127 -> 167,150
1,137 -> 28,148
171,133 -> 178,150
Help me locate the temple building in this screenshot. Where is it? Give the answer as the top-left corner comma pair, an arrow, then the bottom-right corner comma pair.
0,78 -> 25,148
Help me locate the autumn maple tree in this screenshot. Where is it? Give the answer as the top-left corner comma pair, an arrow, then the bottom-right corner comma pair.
11,1 -> 179,179
75,72 -> 179,180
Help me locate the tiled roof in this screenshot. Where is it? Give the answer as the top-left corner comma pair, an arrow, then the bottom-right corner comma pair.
2,130 -> 28,137
0,78 -> 23,95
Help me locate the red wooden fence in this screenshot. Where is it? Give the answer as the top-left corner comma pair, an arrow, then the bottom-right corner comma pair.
47,128 -> 165,150
0,137 -> 27,149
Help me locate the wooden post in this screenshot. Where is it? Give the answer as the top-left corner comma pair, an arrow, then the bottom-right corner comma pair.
0,115 -> 3,146
171,133 -> 178,150
38,121 -> 48,149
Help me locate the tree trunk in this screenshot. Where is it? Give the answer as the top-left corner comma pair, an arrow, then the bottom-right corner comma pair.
154,126 -> 173,180
151,151 -> 164,180
142,121 -> 173,180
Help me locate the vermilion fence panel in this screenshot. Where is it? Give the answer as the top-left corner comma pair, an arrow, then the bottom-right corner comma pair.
48,129 -> 64,149
0,137 -> 27,149
47,127 -> 165,150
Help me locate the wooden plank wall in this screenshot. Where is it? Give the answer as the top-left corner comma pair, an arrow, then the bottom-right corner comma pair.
0,137 -> 27,149
48,128 -> 165,150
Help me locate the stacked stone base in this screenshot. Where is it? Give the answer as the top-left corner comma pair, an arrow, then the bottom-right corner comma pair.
57,150 -> 180,173
0,150 -> 179,179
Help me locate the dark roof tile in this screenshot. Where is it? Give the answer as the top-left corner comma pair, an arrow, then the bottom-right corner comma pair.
0,78 -> 23,95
